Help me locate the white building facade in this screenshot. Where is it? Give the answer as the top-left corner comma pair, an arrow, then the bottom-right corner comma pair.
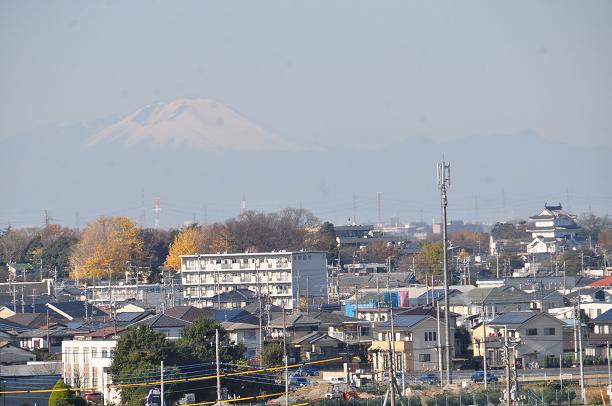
180,251 -> 328,309
62,338 -> 120,405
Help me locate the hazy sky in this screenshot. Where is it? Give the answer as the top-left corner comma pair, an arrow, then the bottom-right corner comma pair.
1,1 -> 611,147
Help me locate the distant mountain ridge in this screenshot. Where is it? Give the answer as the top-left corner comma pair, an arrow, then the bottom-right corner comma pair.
1,101 -> 611,227
90,98 -> 297,151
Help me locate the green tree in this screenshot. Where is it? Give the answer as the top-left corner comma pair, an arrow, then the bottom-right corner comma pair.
176,318 -> 266,402
261,343 -> 284,368
110,325 -> 177,406
48,379 -> 73,406
42,236 -> 79,279
418,241 -> 443,281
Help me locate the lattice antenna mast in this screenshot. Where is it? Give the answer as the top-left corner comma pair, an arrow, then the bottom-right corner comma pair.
437,161 -> 452,384
154,197 -> 161,229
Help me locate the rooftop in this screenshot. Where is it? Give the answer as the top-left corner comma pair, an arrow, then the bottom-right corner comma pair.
588,276 -> 612,287
180,250 -> 326,258
488,311 -> 540,325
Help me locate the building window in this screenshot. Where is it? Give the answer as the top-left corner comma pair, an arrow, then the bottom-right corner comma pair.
527,328 -> 537,336
544,328 -> 555,336
419,354 -> 431,362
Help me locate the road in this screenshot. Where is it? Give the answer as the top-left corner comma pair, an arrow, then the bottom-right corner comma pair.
395,366 -> 610,384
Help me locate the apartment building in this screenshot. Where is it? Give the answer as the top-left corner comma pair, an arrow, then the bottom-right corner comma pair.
180,251 -> 327,309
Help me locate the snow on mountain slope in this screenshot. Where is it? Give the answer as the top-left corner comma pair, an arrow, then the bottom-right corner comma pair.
90,98 -> 296,150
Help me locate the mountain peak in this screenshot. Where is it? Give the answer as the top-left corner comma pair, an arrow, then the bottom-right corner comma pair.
90,98 -> 296,151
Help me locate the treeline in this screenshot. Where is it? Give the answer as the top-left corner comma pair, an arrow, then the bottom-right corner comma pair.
0,208 -> 337,282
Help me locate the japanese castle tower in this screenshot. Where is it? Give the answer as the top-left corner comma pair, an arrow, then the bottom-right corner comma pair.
526,203 -> 580,254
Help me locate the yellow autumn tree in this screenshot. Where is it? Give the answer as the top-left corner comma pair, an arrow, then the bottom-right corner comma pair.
70,216 -> 143,280
164,227 -> 208,270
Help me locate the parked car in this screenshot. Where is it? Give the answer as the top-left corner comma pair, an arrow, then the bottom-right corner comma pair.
419,373 -> 441,385
290,374 -> 309,387
471,371 -> 498,383
297,366 -> 320,376
382,371 -> 403,382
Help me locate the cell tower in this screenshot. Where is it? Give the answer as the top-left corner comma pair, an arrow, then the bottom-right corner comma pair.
240,192 -> 246,215
154,197 -> 161,229
437,160 -> 452,384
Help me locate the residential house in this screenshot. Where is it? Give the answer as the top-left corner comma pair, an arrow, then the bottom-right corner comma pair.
487,311 -> 564,367
132,313 -> 191,339
5,312 -> 48,329
586,275 -> 612,288
309,311 -> 372,345
585,308 -> 612,360
369,315 -> 455,377
214,309 -> 259,325
0,341 -> 37,364
115,300 -> 155,314
207,289 -> 258,309
565,287 -> 610,304
290,331 -> 347,364
113,311 -> 152,326
18,326 -> 83,353
6,263 -> 35,279
221,321 -> 260,359
530,290 -> 567,312
164,305 -> 214,322
448,286 -> 534,325
268,313 -> 320,340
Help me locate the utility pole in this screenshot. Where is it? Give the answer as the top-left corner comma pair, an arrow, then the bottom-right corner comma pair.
46,309 -> 50,352
482,304 -> 488,391
160,361 -> 165,406
559,352 -> 563,394
216,329 -> 222,403
283,308 -> 289,406
376,276 -> 381,321
382,267 -> 405,406
577,293 -> 586,405
353,285 -> 361,324
257,267 -> 264,360
425,271 -> 429,306
505,326 -> 510,406
436,296 -> 443,386
437,160 -> 452,383
496,252 -> 500,279
607,341 -> 611,386
306,276 -> 310,314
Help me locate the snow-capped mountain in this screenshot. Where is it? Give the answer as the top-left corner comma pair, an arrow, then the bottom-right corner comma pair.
90,98 -> 296,151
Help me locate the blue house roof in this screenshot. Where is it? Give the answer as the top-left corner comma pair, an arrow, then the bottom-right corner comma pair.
489,311 -> 540,325
594,308 -> 612,322
377,315 -> 428,329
